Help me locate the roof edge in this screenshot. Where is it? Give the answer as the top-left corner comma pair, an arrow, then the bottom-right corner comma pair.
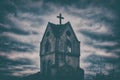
48,21 -> 70,26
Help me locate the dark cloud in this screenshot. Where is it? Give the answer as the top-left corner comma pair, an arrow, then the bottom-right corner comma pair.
0,36 -> 35,53
81,34 -> 119,53
0,0 -> 17,22
0,56 -> 33,80
94,44 -> 120,53
0,0 -> 120,79
43,0 -> 81,6
84,54 -> 118,64
0,0 -> 32,39
83,54 -> 120,74
0,23 -> 31,35
81,31 -> 113,41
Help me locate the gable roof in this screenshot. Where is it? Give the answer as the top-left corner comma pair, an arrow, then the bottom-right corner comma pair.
41,22 -> 79,43
48,22 -> 68,37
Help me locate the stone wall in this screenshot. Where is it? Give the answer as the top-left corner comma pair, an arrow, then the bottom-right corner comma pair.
66,56 -> 79,69
40,53 -> 55,74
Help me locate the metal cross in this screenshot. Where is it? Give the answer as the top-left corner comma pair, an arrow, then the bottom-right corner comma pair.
57,13 -> 64,25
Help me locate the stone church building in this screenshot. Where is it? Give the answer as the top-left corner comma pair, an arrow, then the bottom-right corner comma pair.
40,14 -> 84,80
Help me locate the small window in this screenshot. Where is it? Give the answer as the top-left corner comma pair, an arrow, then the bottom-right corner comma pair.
66,31 -> 71,37
45,40 -> 51,52
46,31 -> 50,37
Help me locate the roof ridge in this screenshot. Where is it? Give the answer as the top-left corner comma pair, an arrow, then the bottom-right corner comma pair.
48,22 -> 70,37
48,22 -> 70,26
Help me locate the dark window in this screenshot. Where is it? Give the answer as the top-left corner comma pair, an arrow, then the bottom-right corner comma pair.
66,31 -> 71,36
66,39 -> 72,53
46,31 -> 50,37
43,61 -> 46,73
45,40 -> 51,52
47,60 -> 51,74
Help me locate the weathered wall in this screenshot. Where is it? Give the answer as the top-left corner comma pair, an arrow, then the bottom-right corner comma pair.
40,53 -> 55,73
57,24 -> 80,69
58,25 -> 80,56
40,22 -> 82,75
66,56 -> 79,69
40,26 -> 56,55
57,54 -> 65,67
40,25 -> 56,74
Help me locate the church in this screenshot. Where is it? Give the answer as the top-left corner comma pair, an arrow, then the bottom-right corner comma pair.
40,13 -> 84,80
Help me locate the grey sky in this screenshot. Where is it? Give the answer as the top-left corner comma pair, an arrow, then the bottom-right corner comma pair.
0,0 -> 120,79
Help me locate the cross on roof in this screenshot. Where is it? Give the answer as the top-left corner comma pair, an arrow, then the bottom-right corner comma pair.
57,13 -> 64,25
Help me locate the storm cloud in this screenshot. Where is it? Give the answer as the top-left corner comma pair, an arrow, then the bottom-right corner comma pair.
0,0 -> 120,79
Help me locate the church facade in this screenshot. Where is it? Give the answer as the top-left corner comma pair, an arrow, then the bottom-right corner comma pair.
40,14 -> 84,80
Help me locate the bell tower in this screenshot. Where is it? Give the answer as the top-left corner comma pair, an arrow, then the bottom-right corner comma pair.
40,14 -> 84,80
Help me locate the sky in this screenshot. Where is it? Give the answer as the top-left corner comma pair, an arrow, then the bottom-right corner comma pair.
0,0 -> 120,79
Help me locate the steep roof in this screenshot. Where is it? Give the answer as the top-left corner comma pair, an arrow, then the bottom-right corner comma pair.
48,22 -> 68,37
41,22 -> 79,43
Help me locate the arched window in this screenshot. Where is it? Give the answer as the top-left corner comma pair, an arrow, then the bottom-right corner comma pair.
45,40 -> 51,53
66,39 -> 72,53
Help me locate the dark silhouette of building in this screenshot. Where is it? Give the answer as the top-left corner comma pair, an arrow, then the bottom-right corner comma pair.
40,14 -> 84,80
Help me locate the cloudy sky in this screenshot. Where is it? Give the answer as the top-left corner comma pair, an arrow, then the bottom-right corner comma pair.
0,0 -> 120,79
